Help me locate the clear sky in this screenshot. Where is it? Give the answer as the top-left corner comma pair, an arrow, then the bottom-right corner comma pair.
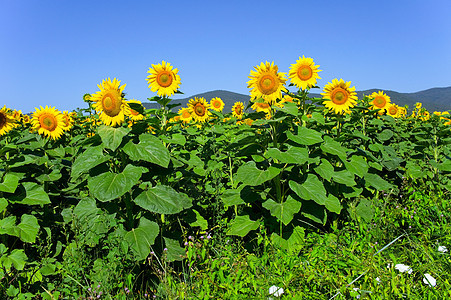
1,0 -> 450,113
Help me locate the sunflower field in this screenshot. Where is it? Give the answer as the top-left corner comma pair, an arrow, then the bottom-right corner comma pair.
1,58 -> 450,299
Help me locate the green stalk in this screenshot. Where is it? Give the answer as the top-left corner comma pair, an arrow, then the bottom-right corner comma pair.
124,193 -> 134,230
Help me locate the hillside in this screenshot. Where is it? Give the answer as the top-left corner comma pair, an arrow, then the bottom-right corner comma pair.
142,87 -> 451,113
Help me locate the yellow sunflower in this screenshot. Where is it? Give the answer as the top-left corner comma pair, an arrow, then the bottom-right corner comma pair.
369,91 -> 391,112
232,102 -> 245,119
61,111 -> 74,131
91,78 -> 127,126
251,101 -> 272,114
0,106 -> 17,136
288,55 -> 322,90
321,79 -> 358,114
386,104 -> 400,118
126,99 -> 145,122
178,107 -> 192,123
31,106 -> 65,140
210,97 -> 225,112
188,97 -> 211,123
247,61 -> 287,103
146,61 -> 181,97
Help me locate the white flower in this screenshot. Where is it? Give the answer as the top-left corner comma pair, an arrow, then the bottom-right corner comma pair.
438,245 -> 448,253
375,277 -> 381,284
268,285 -> 284,297
423,273 -> 437,287
352,288 -> 361,299
395,264 -> 412,274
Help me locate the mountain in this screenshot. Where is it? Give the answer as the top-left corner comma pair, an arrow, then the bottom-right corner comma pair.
142,87 -> 451,113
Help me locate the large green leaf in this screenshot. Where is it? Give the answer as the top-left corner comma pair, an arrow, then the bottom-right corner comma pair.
88,165 -> 143,202
125,217 -> 159,261
0,249 -> 27,271
355,198 -> 375,222
276,101 -> 299,116
227,215 -> 260,237
164,237 -> 186,262
289,174 -> 328,205
0,173 -> 19,193
123,134 -> 170,168
344,156 -> 369,178
71,145 -> 110,179
314,159 -> 334,181
262,196 -> 301,225
333,170 -> 356,187
221,188 -> 246,207
0,216 -> 16,236
301,200 -> 327,225
235,161 -> 280,186
287,127 -> 323,146
325,194 -> 342,214
134,185 -> 192,214
73,197 -> 101,221
364,172 -> 393,191
266,146 -> 309,165
320,136 -> 347,160
16,214 -> 39,243
98,125 -> 130,151
10,182 -> 50,205
271,226 -> 305,253
0,198 -> 8,212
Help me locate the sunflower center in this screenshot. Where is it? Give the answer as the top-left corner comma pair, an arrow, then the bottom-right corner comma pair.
0,113 -> 6,128
297,65 -> 313,81
258,103 -> 270,110
213,101 -> 221,108
235,106 -> 243,115
157,71 -> 173,87
62,115 -> 70,127
182,110 -> 191,118
258,74 -> 278,95
194,103 -> 206,116
39,113 -> 57,131
101,92 -> 122,117
373,97 -> 386,108
331,88 -> 349,105
389,106 -> 398,115
130,109 -> 139,116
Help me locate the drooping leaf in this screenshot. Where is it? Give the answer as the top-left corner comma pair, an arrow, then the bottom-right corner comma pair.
314,159 -> 334,181
344,156 -> 369,178
287,127 -> 323,146
0,173 -> 19,193
289,174 -> 328,205
320,136 -> 347,160
221,188 -> 246,207
98,125 -> 130,151
1,249 -> 27,271
364,172 -> 394,191
333,170 -> 356,187
325,194 -> 342,214
123,134 -> 170,168
0,198 -> 8,212
10,182 -> 51,205
227,215 -> 260,237
164,237 -> 186,262
125,217 -> 159,261
262,196 -> 301,225
16,214 -> 39,243
276,101 -> 299,116
71,145 -> 110,179
134,185 -> 192,214
235,161 -> 280,186
88,165 -> 143,202
266,146 -> 309,165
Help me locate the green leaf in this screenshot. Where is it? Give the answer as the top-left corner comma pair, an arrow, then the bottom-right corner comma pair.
16,214 -> 39,243
0,173 -> 19,193
0,216 -> 16,236
134,185 -> 192,214
438,160 -> 451,172
71,145 -> 110,179
289,174 -> 328,205
271,226 -> 305,253
345,156 -> 369,178
310,112 -> 325,125
185,209 -> 208,230
10,182 -> 51,205
125,217 -> 159,261
235,161 -> 280,186
1,249 -> 27,271
221,188 -> 246,207
364,173 -> 393,191
355,198 -> 375,222
276,101 -> 299,116
301,200 -> 326,225
377,129 -> 394,142
333,170 -> 356,187
227,215 -> 260,237
325,194 -> 342,214
98,125 -> 130,151
266,146 -> 309,164
73,197 -> 101,221
287,127 -> 323,146
0,198 -> 8,212
88,165 -> 143,202
405,161 -> 425,179
123,134 -> 170,168
314,159 -> 334,181
164,237 -> 185,262
160,133 -> 186,146
320,136 -> 347,159
262,195 -> 301,225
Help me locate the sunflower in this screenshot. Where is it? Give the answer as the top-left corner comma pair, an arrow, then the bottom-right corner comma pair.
126,99 -> 145,122
178,107 -> 192,123
251,101 -> 272,114
210,97 -> 224,112
370,91 -> 391,112
247,61 -> 287,103
232,102 -> 245,119
386,104 -> 400,118
0,106 -> 17,136
31,106 -> 65,140
288,56 -> 322,90
91,78 -> 127,126
146,61 -> 181,97
321,79 -> 358,114
61,111 -> 74,131
188,97 -> 211,123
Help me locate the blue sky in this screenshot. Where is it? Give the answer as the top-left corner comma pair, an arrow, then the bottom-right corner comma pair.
1,0 -> 450,113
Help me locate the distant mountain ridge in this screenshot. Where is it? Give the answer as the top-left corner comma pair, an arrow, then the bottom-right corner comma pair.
142,87 -> 451,113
